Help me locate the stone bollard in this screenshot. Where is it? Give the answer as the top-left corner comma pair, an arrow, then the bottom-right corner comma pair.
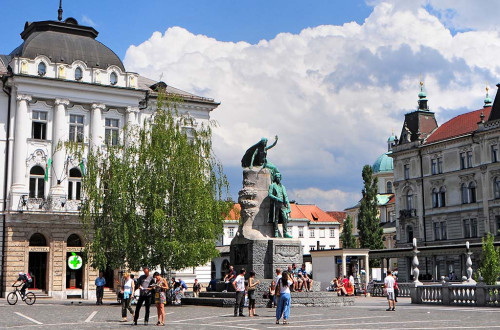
410,282 -> 422,304
465,241 -> 477,284
441,281 -> 450,305
476,281 -> 486,307
412,238 -> 422,285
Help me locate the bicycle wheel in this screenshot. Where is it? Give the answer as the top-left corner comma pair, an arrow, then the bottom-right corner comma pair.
7,292 -> 18,305
24,292 -> 36,305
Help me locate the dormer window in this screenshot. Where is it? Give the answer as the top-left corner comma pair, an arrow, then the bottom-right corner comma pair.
38,62 -> 46,76
75,67 -> 83,81
110,72 -> 118,85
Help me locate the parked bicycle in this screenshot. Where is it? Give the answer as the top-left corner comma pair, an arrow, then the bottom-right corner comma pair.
7,284 -> 36,305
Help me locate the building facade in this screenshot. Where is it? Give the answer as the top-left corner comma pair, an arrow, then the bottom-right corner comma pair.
0,12 -> 218,298
390,83 -> 499,281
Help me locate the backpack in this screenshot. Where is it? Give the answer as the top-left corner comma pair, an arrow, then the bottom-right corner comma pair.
26,273 -> 32,283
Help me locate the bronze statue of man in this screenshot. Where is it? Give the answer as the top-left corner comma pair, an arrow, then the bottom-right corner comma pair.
268,173 -> 292,238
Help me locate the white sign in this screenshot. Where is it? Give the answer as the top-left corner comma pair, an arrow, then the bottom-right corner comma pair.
67,253 -> 83,270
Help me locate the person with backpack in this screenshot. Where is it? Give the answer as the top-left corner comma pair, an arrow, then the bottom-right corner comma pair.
15,272 -> 31,298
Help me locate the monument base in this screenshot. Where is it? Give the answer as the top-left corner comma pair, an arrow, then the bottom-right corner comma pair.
230,235 -> 303,279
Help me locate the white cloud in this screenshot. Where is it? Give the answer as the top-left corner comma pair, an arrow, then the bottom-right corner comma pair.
288,187 -> 360,212
124,1 -> 500,210
81,15 -> 97,27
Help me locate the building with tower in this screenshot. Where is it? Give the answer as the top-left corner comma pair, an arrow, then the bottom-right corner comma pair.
0,6 -> 219,298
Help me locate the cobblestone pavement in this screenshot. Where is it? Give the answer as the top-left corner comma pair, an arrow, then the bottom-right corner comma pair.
1,297 -> 500,329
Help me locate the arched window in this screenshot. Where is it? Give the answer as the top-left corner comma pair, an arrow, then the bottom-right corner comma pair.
407,225 -> 414,243
68,168 -> 82,200
67,234 -> 82,247
432,188 -> 439,208
37,62 -> 46,76
439,187 -> 446,207
29,233 -> 47,246
29,166 -> 45,198
386,181 -> 393,194
494,177 -> 500,199
461,183 -> 469,204
75,67 -> 83,81
406,189 -> 413,210
110,72 -> 118,85
469,182 -> 476,203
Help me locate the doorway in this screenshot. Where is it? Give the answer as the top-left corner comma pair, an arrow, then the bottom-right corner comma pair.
28,252 -> 47,290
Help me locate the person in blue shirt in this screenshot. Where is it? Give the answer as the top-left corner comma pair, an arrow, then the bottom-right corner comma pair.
95,272 -> 106,305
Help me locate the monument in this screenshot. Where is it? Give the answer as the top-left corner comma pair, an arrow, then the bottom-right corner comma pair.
230,136 -> 303,279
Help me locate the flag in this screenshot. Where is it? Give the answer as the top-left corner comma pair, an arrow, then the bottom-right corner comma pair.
79,158 -> 86,176
44,158 -> 52,182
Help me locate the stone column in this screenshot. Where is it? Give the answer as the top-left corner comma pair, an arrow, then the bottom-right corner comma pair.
341,254 -> 347,276
50,98 -> 70,196
125,106 -> 139,145
364,255 -> 370,293
90,103 -> 105,150
11,94 -> 32,195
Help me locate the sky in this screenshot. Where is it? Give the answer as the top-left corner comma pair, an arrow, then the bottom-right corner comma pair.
2,1 -> 500,211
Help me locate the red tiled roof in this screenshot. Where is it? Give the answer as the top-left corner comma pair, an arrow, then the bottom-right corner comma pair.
424,107 -> 491,144
225,203 -> 241,220
326,211 -> 347,225
291,204 -> 337,223
387,195 -> 395,204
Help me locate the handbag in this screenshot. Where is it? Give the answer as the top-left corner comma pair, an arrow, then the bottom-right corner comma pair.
276,281 -> 281,297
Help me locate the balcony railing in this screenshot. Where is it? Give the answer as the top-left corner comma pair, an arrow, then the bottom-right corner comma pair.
399,208 -> 417,219
19,195 -> 80,213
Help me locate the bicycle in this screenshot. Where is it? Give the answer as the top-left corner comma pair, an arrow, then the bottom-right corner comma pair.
7,284 -> 36,305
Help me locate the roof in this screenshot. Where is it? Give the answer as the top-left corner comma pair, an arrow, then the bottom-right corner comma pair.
0,55 -> 9,74
10,19 -> 125,71
372,151 -> 393,173
224,203 -> 241,221
346,193 -> 394,210
424,107 -> 492,144
290,204 -> 339,224
326,211 -> 346,226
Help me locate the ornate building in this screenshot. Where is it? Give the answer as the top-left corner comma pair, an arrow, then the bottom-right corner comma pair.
0,8 -> 219,298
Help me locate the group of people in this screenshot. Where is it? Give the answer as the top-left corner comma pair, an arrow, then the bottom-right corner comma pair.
331,275 -> 355,296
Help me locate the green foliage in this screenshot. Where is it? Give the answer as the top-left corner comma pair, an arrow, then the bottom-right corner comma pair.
478,233 -> 500,285
73,93 -> 231,272
358,165 -> 384,251
340,215 -> 357,248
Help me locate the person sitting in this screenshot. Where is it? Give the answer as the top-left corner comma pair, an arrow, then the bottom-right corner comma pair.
287,265 -> 298,291
223,266 -> 237,292
345,279 -> 354,296
336,277 -> 347,296
207,277 -> 217,292
268,281 -> 276,308
299,264 -> 313,291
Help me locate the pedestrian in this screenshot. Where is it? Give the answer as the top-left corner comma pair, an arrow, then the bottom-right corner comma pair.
268,280 -> 276,308
120,272 -> 135,322
153,272 -> 169,326
133,267 -> 155,326
393,273 -> 399,303
384,270 -> 396,311
193,278 -> 202,297
247,271 -> 260,316
275,271 -> 292,325
224,265 -> 237,292
95,271 -> 106,305
233,268 -> 246,317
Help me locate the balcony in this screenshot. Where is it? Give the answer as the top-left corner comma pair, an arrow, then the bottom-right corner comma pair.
19,195 -> 80,213
399,208 -> 417,219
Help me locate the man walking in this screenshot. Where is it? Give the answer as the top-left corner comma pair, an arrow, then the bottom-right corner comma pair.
233,268 -> 246,317
384,270 -> 396,311
95,271 -> 106,305
133,267 -> 155,325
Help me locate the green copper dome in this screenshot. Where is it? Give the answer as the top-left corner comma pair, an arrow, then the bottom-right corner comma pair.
372,151 -> 393,173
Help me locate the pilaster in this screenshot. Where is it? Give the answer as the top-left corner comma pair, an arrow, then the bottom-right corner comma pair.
50,98 -> 70,197
90,103 -> 105,149
11,94 -> 32,199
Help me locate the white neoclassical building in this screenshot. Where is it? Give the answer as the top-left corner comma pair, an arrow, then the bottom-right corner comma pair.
0,10 -> 219,298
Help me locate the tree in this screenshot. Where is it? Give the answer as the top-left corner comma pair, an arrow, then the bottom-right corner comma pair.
74,93 -> 231,272
357,165 -> 384,251
340,215 -> 357,248
478,233 -> 500,285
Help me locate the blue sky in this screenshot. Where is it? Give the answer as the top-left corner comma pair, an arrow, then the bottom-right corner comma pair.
3,1 -> 500,211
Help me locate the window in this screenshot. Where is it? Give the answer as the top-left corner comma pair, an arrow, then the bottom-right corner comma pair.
319,228 -> 325,238
329,228 -> 335,238
406,189 -> 413,210
69,114 -> 84,142
32,111 -> 47,140
68,168 -> 82,200
386,181 -> 393,194
319,245 -> 325,250
329,245 -> 335,249
105,118 -> 119,145
432,188 -> 439,208
37,62 -> 46,76
441,222 -> 447,240
309,245 -> 315,252
406,225 -> 414,243
404,164 -> 410,180
463,219 -> 477,238
437,157 -> 443,173
467,151 -> 473,168
495,177 -> 500,199
110,72 -> 118,85
439,187 -> 446,207
460,152 -> 466,169
389,211 -> 394,222
469,182 -> 476,203
431,159 -> 437,175
434,221 -> 447,240
75,67 -> 83,81
29,166 -> 45,198
492,145 -> 498,163
309,229 -> 315,238
461,183 -> 469,204
228,227 -> 235,238
496,216 -> 500,235
298,226 -> 304,238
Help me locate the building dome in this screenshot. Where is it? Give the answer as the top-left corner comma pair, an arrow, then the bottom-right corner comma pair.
372,151 -> 393,173
10,19 -> 125,71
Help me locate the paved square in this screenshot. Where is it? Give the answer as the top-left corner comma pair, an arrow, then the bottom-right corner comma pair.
1,297 -> 499,329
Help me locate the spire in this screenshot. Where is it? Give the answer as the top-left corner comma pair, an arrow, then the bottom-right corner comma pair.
484,84 -> 493,108
418,80 -> 428,111
58,0 -> 63,21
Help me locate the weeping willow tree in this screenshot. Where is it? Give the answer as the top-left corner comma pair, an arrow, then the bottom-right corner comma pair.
75,93 -> 230,272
